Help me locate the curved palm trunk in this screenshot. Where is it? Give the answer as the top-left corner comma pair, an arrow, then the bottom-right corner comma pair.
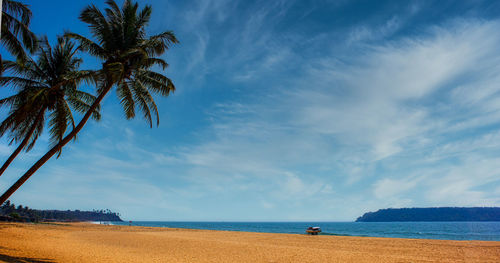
0,0 -> 3,38
0,109 -> 45,177
0,83 -> 113,204
0,0 -> 3,74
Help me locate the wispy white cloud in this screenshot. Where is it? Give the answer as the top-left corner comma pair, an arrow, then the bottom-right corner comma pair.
294,19 -> 500,160
347,16 -> 402,44
171,19 -> 500,219
0,143 -> 12,157
373,177 -> 419,199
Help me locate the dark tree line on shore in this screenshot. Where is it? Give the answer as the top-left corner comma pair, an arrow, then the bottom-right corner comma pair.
356,207 -> 500,222
0,200 -> 122,222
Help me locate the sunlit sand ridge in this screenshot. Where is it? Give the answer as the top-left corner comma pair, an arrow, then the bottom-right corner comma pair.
0,223 -> 499,262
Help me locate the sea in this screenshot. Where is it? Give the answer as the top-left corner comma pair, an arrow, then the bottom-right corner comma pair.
109,221 -> 500,241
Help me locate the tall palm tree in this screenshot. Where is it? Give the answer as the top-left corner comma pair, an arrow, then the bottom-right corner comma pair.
0,0 -> 178,204
1,0 -> 37,70
0,36 -> 100,177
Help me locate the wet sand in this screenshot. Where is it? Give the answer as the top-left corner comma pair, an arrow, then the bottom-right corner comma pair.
0,222 -> 499,262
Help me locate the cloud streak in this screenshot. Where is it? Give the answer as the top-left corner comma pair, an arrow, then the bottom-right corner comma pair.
171,19 -> 500,219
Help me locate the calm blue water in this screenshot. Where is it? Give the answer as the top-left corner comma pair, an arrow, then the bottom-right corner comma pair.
110,221 -> 500,241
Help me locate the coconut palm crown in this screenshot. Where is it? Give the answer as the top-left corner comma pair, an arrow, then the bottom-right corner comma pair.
66,0 -> 178,127
0,36 -> 100,176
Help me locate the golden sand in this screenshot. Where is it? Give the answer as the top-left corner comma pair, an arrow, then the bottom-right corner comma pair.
0,222 -> 499,262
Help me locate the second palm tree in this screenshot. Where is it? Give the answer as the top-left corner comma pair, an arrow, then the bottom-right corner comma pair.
0,36 -> 100,177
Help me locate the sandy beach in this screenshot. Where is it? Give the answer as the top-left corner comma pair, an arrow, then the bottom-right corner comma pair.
0,223 -> 499,263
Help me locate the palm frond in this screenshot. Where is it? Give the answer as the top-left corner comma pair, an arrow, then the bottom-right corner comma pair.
134,79 -> 159,126
2,59 -> 46,81
67,90 -> 101,121
136,70 -> 175,96
0,76 -> 44,90
144,57 -> 168,70
48,97 -> 72,148
64,32 -> 107,60
25,113 -> 45,151
1,0 -> 38,57
0,27 -> 29,60
143,31 -> 179,56
116,81 -> 135,119
2,0 -> 32,25
130,79 -> 153,127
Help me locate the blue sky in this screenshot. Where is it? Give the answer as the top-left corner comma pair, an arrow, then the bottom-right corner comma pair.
1,0 -> 500,221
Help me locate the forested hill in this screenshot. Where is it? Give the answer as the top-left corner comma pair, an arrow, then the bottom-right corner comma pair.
356,207 -> 500,222
0,201 -> 123,222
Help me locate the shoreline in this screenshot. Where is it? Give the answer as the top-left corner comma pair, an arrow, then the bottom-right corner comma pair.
1,222 -> 499,262
111,220 -> 500,242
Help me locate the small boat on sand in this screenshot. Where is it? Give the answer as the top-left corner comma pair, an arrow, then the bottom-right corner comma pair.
306,226 -> 321,235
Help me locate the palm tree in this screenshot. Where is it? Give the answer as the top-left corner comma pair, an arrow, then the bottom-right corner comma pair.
0,0 -> 178,204
0,36 -> 100,177
1,0 -> 38,70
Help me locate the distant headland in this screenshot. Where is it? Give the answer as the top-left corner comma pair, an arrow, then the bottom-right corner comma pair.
356,207 -> 500,222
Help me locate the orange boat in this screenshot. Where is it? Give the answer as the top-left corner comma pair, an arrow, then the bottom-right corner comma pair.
306,226 -> 321,235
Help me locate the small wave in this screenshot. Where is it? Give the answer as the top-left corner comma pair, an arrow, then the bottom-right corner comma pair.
92,221 -> 115,225
320,232 -> 369,237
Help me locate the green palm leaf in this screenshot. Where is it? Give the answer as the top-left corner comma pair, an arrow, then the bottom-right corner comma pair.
0,36 -> 101,157
66,0 -> 178,128
1,0 -> 37,63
